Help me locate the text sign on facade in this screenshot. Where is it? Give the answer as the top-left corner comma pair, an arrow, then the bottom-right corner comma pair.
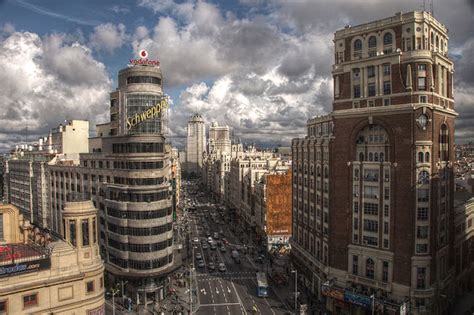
0,257 -> 51,278
126,98 -> 169,130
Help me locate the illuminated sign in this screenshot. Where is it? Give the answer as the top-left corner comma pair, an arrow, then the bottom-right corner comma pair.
126,98 -> 169,130
129,49 -> 160,66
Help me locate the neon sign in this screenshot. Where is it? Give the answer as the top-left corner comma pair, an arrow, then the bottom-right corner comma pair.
126,98 -> 169,130
129,49 -> 160,66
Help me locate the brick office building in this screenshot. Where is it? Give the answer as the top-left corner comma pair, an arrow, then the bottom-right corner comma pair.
292,11 -> 456,314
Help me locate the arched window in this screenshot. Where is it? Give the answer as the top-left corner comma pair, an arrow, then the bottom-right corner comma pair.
366,258 -> 375,279
368,36 -> 377,48
374,153 -> 379,162
324,166 -> 329,179
436,35 -> 439,49
418,170 -> 430,185
383,33 -> 393,45
425,152 -> 430,163
369,153 -> 373,161
418,152 -> 424,163
317,166 -> 321,177
354,39 -> 362,51
359,152 -> 364,161
380,153 -> 384,162
430,32 -> 434,44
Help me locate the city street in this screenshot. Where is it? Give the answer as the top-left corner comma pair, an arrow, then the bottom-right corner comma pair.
184,182 -> 291,315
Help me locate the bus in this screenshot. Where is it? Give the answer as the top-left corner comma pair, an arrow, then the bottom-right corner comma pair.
256,272 -> 269,297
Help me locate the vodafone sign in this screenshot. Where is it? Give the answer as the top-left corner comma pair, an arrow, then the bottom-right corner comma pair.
129,49 -> 160,66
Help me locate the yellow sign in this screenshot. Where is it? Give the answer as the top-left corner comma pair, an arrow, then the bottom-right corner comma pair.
126,98 -> 169,130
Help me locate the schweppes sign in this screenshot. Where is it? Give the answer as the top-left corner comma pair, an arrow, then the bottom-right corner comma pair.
126,98 -> 169,130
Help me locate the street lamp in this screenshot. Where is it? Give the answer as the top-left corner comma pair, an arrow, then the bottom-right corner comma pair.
371,294 -> 375,315
292,269 -> 298,312
121,280 -> 128,300
110,287 -> 120,315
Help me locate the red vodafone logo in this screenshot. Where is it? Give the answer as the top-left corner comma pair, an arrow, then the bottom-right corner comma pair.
139,49 -> 148,59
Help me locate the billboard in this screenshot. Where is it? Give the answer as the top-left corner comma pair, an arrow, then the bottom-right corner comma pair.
0,257 -> 51,278
266,170 -> 292,236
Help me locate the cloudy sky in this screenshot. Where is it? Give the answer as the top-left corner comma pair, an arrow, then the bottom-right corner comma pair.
0,0 -> 473,151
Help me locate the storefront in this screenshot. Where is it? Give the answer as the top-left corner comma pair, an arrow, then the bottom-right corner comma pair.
322,284 -> 350,314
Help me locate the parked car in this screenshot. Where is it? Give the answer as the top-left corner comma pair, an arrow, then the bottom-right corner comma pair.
219,246 -> 226,252
208,262 -> 215,271
198,260 -> 205,268
210,243 -> 217,250
196,253 -> 202,260
207,237 -> 213,244
193,237 -> 199,243
202,243 -> 208,250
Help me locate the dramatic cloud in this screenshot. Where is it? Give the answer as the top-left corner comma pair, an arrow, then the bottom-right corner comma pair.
0,30 -> 110,152
89,23 -> 127,53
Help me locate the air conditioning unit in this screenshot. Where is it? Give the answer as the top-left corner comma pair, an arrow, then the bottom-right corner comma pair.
375,194 -> 379,199
385,178 -> 390,182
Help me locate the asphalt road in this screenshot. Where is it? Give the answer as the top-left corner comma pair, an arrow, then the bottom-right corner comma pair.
186,193 -> 290,315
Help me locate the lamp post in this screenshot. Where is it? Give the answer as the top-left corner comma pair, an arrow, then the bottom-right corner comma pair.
371,294 -> 375,315
292,269 -> 298,312
121,280 -> 128,300
111,287 -> 120,315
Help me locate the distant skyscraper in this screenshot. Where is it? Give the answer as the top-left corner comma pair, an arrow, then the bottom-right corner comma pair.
292,11 -> 456,315
209,122 -> 231,154
186,114 -> 206,174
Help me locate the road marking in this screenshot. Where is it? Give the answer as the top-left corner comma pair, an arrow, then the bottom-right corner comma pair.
231,278 -> 247,315
215,287 -> 219,294
227,286 -> 231,293
199,302 -> 241,307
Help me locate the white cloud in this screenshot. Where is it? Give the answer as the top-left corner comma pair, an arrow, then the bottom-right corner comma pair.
0,31 -> 111,152
89,23 -> 127,53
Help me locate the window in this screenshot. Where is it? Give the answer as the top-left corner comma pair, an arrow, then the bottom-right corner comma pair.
383,81 -> 391,95
127,76 -> 162,85
384,222 -> 389,235
418,64 -> 427,71
353,218 -> 359,230
425,152 -> 430,163
86,281 -> 95,293
383,33 -> 392,45
364,219 -> 378,232
354,39 -> 362,51
383,239 -> 389,248
382,261 -> 389,282
383,98 -> 390,106
364,169 -> 379,182
418,77 -> 426,90
366,258 -> 375,279
368,36 -> 377,48
384,205 -> 389,217
368,100 -> 375,107
364,186 -> 378,199
354,85 -> 361,98
418,152 -> 424,163
92,218 -> 97,244
69,220 -> 77,246
416,267 -> 427,289
354,202 -> 359,213
368,83 -> 376,97
82,219 -> 90,246
363,236 -> 378,246
383,64 -> 391,76
418,170 -> 430,185
417,226 -> 429,238
23,293 -> 38,308
367,66 -> 375,78
417,189 -> 429,202
419,95 -> 427,103
417,207 -> 429,220
0,300 -> 7,313
416,243 -> 428,254
363,203 -> 379,215
100,277 -> 104,289
353,255 -> 359,275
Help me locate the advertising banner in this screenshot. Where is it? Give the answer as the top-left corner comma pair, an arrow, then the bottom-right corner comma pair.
344,291 -> 372,308
0,257 -> 50,278
321,284 -> 345,301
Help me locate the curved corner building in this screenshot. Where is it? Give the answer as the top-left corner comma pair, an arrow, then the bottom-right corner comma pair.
98,64 -> 174,304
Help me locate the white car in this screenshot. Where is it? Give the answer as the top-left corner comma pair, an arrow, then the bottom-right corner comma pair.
207,237 -> 213,244
218,263 -> 226,272
193,237 -> 199,243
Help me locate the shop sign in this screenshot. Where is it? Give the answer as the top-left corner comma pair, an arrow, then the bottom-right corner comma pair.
0,257 -> 51,278
87,305 -> 105,315
321,284 -> 344,301
344,290 -> 372,308
126,98 -> 169,130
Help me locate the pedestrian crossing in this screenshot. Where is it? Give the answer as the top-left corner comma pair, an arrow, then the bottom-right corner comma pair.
196,271 -> 254,278
197,275 -> 255,282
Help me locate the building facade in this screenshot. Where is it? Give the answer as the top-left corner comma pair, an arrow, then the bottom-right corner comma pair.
292,11 -> 456,314
208,122 -> 231,154
185,114 -> 206,175
48,62 -> 176,306
0,202 -> 104,315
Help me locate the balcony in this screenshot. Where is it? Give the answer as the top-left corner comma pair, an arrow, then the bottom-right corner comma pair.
347,274 -> 392,291
411,287 -> 434,298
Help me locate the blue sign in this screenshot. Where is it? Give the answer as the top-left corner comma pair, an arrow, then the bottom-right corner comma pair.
344,291 -> 372,308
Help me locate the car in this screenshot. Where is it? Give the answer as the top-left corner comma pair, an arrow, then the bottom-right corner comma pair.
217,241 -> 223,246
213,232 -> 219,240
219,246 -> 226,252
196,253 -> 202,260
210,243 -> 217,250
222,238 -> 229,245
207,237 -> 213,244
218,263 -> 226,272
198,260 -> 205,268
193,237 -> 199,243
208,262 -> 215,271
202,243 -> 208,250
200,238 -> 207,244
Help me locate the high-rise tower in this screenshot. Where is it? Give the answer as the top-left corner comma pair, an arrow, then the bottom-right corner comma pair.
185,114 -> 206,174
292,11 -> 455,314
